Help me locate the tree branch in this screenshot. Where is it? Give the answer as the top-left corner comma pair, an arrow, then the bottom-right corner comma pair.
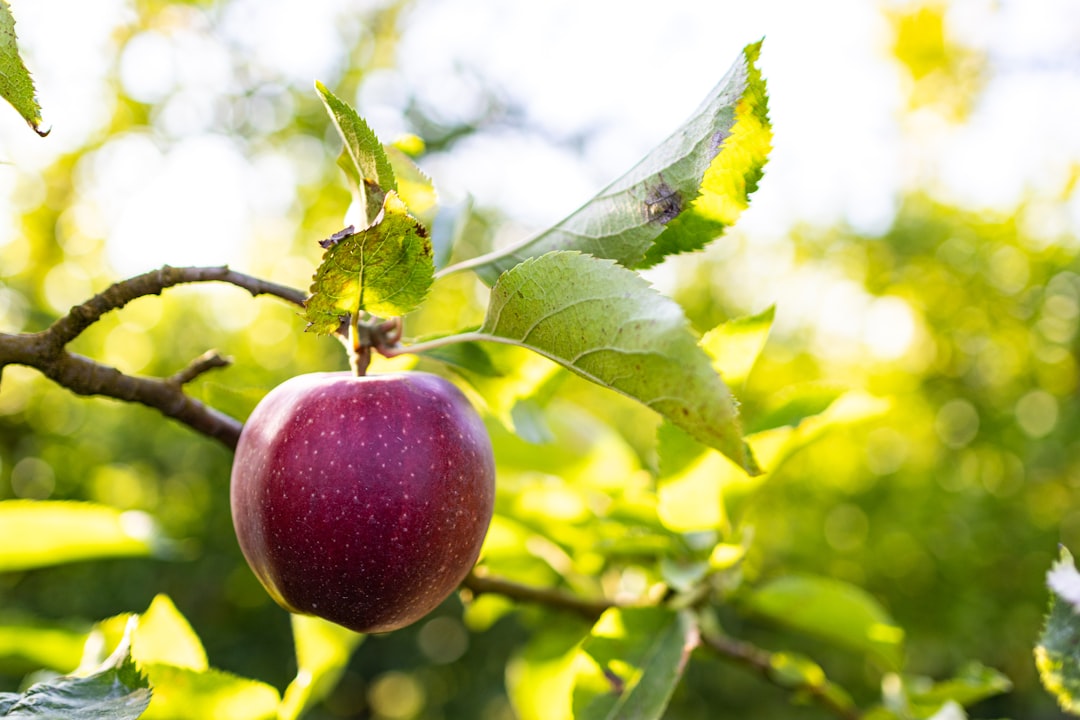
462,571 -> 615,621
47,265 -> 306,346
699,632 -> 862,720
458,571 -> 863,720
168,350 -> 232,387
0,265 -> 307,450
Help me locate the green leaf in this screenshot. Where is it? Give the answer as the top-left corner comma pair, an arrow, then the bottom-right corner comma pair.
700,305 -> 775,389
133,595 -> 208,672
765,651 -> 856,714
279,614 -> 364,720
0,1 -> 47,136
0,500 -> 169,572
80,599 -> 280,720
506,617 -> 590,720
0,620 -> 87,675
745,382 -> 846,434
0,618 -> 150,719
744,575 -> 905,670
316,80 -> 395,224
476,251 -> 758,474
415,336 -> 502,377
385,144 -> 438,231
902,662 -> 1012,716
304,191 -> 434,332
139,664 -> 279,720
453,41 -> 769,284
572,608 -> 700,720
1037,546 -> 1080,714
640,41 -> 771,267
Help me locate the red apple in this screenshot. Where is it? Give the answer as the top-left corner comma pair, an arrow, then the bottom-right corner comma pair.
230,371 -> 495,633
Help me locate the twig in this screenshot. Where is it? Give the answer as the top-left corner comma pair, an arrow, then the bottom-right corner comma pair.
168,350 -> 232,386
0,265 -> 306,450
699,632 -> 862,720
462,571 -> 615,621
47,265 -> 306,346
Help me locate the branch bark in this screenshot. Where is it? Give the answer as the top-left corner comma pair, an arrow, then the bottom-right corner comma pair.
699,632 -> 862,720
462,571 -> 615,621
0,265 -> 307,450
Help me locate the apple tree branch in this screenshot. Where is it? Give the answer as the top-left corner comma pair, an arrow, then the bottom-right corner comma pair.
0,265 -> 307,450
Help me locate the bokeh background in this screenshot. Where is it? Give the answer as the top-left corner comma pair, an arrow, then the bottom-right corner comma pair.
3,0 -> 1080,717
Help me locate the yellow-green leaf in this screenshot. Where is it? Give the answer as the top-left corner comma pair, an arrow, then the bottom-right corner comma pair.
134,594 -> 208,672
0,0 -> 47,136
451,41 -> 770,284
744,575 -> 905,670
477,251 -> 758,474
304,191 -> 434,332
316,80 -> 395,224
0,500 -> 168,572
279,614 -> 364,720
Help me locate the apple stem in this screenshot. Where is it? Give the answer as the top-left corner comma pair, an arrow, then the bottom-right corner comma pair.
348,314 -> 371,377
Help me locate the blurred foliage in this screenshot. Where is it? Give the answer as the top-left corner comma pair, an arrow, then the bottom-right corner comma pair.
887,2 -> 988,121
0,0 -> 1078,719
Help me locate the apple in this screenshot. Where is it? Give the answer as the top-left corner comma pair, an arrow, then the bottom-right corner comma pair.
230,371 -> 496,633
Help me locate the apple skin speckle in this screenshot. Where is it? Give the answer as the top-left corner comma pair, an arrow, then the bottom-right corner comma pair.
230,371 -> 496,634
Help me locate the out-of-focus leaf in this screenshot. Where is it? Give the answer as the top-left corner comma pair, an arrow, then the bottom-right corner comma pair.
745,382 -> 846,434
510,398 -> 555,444
506,617 -> 590,720
476,251 -> 758,474
452,41 -> 769,284
316,81 -> 395,223
0,1 -> 47,136
0,618 -> 149,719
0,501 -> 168,572
657,444 -> 730,534
133,595 -> 207,672
902,662 -> 1012,716
1037,546 -> 1080,714
744,575 -> 905,670
766,651 -> 856,714
0,621 -> 86,674
572,608 -> 700,720
429,196 -> 474,270
304,191 -> 434,332
279,614 -> 364,720
700,305 -> 774,389
415,336 -> 501,377
139,664 -> 279,720
385,145 -> 437,230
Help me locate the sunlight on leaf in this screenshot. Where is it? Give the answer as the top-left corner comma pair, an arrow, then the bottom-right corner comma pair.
506,618 -> 590,720
0,617 -> 149,719
641,41 -> 771,267
305,191 -> 434,332
139,664 -> 279,720
279,614 -> 364,720
1037,546 -> 1080,715
0,622 -> 87,675
316,81 -> 395,224
744,575 -> 905,670
700,305 -> 775,390
897,662 -> 1012,716
133,595 -> 208,672
571,608 -> 699,720
0,1 -> 47,136
452,41 -> 770,284
385,145 -> 438,231
0,500 -> 168,572
477,251 -> 758,474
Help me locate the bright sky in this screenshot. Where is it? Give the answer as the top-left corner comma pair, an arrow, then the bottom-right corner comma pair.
1,0 -> 1079,343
